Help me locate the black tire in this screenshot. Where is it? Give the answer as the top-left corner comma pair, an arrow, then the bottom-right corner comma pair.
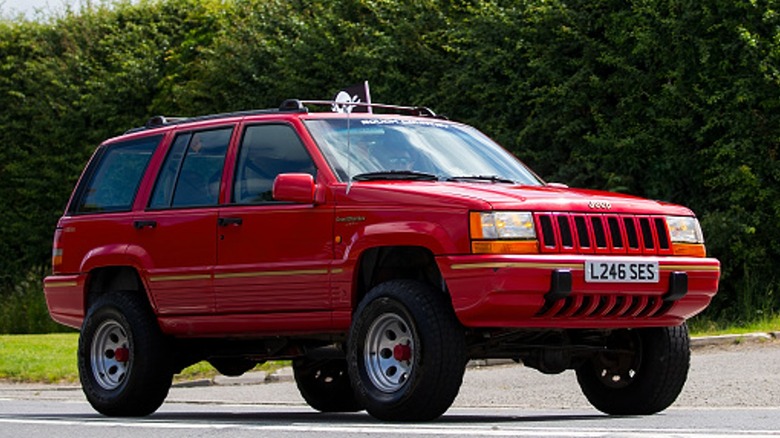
576,324 -> 690,415
78,291 -> 173,417
293,358 -> 363,412
347,280 -> 467,421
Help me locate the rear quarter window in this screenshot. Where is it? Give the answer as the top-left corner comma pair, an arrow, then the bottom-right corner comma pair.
71,135 -> 162,214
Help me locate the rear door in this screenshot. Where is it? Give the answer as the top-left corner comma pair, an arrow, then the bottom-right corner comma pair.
215,122 -> 334,316
135,126 -> 233,315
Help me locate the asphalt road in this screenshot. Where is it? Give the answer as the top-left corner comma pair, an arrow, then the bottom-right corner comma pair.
1,339 -> 779,437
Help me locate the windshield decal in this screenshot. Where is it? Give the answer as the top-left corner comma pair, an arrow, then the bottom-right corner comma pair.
359,119 -> 452,129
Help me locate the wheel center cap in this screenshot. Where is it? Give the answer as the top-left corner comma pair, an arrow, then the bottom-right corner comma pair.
114,347 -> 130,362
393,344 -> 412,362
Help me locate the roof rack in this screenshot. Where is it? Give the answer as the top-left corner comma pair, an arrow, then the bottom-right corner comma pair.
125,99 -> 440,134
284,99 -> 441,118
124,101 -> 309,134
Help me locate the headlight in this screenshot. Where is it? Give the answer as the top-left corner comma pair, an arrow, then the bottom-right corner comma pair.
666,216 -> 704,244
470,211 -> 536,239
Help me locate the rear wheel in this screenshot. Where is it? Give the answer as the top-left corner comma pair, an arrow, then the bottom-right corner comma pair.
347,280 -> 466,421
293,358 -> 362,412
78,291 -> 172,416
576,324 -> 690,415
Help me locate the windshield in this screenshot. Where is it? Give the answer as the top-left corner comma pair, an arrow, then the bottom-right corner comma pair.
304,118 -> 543,185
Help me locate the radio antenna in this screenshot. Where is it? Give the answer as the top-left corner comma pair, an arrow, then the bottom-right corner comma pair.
346,105 -> 353,194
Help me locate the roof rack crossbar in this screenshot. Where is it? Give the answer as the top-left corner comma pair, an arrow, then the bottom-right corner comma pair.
279,99 -> 308,112
146,115 -> 188,128
292,99 -> 439,117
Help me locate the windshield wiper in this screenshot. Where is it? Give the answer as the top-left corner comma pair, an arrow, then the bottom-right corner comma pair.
445,175 -> 517,184
352,170 -> 439,181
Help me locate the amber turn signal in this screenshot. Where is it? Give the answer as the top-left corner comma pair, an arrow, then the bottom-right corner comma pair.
672,243 -> 706,257
471,240 -> 539,254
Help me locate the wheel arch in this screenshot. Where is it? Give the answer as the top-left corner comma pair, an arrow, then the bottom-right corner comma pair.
85,266 -> 155,314
352,245 -> 448,309
76,243 -> 157,315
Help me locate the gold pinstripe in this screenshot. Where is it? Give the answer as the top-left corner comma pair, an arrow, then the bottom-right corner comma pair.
450,262 -> 581,271
150,267 -> 341,282
149,274 -> 212,282
214,269 -> 329,280
45,281 -> 78,288
451,262 -> 720,272
660,265 -> 720,272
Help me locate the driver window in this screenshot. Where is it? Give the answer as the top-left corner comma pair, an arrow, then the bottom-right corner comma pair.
233,124 -> 316,204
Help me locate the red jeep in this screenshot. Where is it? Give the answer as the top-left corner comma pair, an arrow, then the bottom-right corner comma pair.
44,100 -> 720,420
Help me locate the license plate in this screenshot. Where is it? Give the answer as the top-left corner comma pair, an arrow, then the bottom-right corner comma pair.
584,260 -> 659,283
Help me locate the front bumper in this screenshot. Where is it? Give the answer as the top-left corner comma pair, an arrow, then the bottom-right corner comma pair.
438,254 -> 720,329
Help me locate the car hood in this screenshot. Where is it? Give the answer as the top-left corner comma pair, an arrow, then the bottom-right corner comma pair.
345,181 -> 694,216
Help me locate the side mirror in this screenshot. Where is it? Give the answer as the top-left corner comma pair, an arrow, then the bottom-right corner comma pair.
546,182 -> 569,189
273,173 -> 317,204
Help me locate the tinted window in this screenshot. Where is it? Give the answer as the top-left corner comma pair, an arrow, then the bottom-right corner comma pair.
233,124 -> 315,204
150,128 -> 232,209
148,134 -> 189,208
73,135 -> 161,213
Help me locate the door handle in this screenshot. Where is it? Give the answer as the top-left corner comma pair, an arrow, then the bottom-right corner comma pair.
218,217 -> 243,227
133,220 -> 157,229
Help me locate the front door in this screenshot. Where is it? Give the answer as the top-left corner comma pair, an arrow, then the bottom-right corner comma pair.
215,123 -> 333,315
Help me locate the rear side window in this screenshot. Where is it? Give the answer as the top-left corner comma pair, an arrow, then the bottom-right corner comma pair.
72,135 -> 161,213
149,127 -> 232,209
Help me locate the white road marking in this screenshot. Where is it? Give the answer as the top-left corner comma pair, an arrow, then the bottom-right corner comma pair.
0,417 -> 778,437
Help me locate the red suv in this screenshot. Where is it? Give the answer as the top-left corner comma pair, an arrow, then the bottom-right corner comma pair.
44,100 -> 720,420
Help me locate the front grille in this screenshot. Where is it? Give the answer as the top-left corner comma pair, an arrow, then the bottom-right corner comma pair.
535,213 -> 672,255
535,294 -> 673,319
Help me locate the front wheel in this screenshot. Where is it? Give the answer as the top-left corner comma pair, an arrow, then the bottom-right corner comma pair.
347,280 -> 466,421
78,292 -> 173,416
576,324 -> 690,415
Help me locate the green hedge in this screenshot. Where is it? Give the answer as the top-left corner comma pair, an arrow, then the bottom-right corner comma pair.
2,0 -> 778,332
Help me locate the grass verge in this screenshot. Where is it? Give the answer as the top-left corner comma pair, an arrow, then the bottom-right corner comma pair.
0,334 -> 78,383
0,333 -> 288,384
688,313 -> 780,336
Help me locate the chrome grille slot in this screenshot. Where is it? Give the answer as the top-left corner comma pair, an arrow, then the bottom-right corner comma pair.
557,215 -> 573,248
539,215 -> 556,249
640,218 -> 655,250
574,216 -> 590,248
655,217 -> 670,249
591,216 -> 607,248
607,217 -> 623,249
624,218 -> 639,249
